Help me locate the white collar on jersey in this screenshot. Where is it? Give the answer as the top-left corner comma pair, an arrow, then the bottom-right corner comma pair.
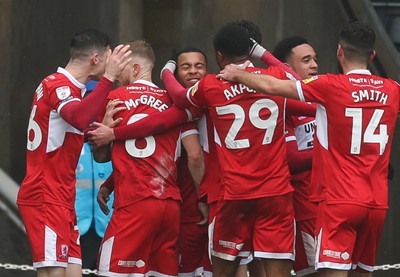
132,79 -> 158,88
57,67 -> 86,97
346,69 -> 372,75
237,61 -> 255,68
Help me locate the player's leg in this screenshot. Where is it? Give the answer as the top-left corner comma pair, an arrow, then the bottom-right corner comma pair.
37,267 -> 65,277
318,268 -> 348,277
263,259 -> 292,277
212,256 -> 241,277
65,263 -> 82,277
348,271 -> 372,277
247,258 -> 266,277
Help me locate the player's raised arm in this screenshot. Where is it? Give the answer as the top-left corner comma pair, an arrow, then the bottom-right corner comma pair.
87,106 -> 192,148
250,38 -> 302,80
161,60 -> 194,109
60,44 -> 132,131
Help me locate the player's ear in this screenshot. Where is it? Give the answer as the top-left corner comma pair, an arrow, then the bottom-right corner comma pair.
132,63 -> 140,77
369,50 -> 376,61
215,51 -> 224,66
91,53 -> 99,65
336,43 -> 343,58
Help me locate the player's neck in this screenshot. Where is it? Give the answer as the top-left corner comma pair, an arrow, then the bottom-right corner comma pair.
131,72 -> 152,84
65,61 -> 92,84
341,61 -> 368,74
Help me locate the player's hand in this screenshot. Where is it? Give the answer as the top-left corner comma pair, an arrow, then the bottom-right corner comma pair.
97,187 -> 111,215
87,122 -> 116,149
249,38 -> 267,59
160,60 -> 176,80
103,99 -> 125,127
197,202 -> 209,226
217,60 -> 251,82
103,44 -> 132,82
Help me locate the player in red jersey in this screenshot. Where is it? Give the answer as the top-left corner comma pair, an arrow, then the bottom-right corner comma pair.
218,21 -> 400,277
172,48 -> 214,277
95,40 -> 203,277
272,36 -> 319,277
16,29 -> 131,277
162,24 -> 295,277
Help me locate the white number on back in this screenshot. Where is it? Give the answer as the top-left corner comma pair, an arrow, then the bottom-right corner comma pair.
215,99 -> 279,149
345,108 -> 388,155
27,105 -> 42,151
125,114 -> 156,158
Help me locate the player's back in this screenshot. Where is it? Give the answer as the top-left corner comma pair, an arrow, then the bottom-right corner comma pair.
189,66 -> 292,200
108,80 -> 182,209
299,72 -> 400,207
18,70 -> 85,209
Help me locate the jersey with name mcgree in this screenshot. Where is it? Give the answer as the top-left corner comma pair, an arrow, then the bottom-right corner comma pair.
103,80 -> 182,209
18,67 -> 85,209
297,70 -> 400,208
187,66 -> 292,200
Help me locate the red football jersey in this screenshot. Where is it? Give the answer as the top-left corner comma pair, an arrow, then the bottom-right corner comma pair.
297,70 -> 400,208
18,67 -> 86,209
197,111 -> 223,204
285,115 -> 319,221
106,80 -> 182,209
186,66 -> 292,200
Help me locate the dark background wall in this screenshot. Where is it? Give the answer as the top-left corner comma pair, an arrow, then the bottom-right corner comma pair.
0,0 -> 399,276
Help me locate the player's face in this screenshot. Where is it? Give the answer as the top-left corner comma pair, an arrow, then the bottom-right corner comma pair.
176,52 -> 207,88
287,44 -> 318,79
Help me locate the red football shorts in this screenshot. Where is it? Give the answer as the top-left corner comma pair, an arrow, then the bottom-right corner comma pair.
211,193 -> 295,261
179,222 -> 212,276
315,202 -> 386,272
18,203 -> 81,268
97,197 -> 180,276
293,218 -> 317,276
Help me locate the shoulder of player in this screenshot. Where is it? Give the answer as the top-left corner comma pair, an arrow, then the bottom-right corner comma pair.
43,73 -> 82,96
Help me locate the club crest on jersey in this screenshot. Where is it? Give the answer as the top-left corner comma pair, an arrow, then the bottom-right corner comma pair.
302,76 -> 318,84
189,82 -> 199,96
56,86 -> 71,100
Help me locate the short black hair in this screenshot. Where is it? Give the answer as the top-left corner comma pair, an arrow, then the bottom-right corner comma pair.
213,24 -> 252,58
272,36 -> 309,63
339,21 -> 375,63
230,19 -> 262,44
173,47 -> 208,66
70,29 -> 111,60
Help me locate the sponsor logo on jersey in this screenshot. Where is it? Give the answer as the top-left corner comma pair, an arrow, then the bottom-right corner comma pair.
118,259 -> 145,268
56,86 -> 72,100
322,249 -> 349,260
219,240 -> 240,250
302,76 -> 318,84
